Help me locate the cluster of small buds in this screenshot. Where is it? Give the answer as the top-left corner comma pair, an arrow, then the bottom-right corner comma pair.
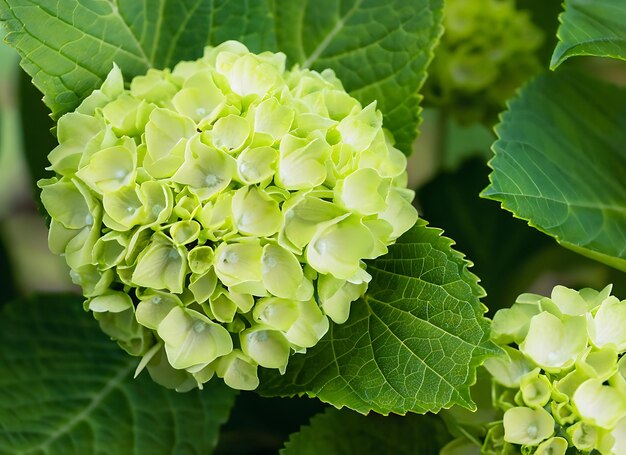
424,0 -> 543,124
479,285 -> 626,454
38,41 -> 418,391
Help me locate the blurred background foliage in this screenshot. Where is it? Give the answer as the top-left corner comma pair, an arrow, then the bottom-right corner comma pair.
2,1 -> 626,453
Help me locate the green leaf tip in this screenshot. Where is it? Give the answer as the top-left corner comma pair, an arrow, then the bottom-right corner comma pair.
38,41 -> 422,395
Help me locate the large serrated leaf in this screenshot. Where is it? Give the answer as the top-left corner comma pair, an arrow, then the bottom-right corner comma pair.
258,220 -> 497,415
272,0 -> 443,154
552,0 -> 626,68
281,408 -> 450,455
0,0 -> 443,154
0,294 -> 237,454
483,70 -> 626,272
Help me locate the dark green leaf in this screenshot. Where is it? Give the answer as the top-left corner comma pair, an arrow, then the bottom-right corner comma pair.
0,294 -> 237,454
258,220 -> 497,415
273,0 -> 443,154
281,408 -> 450,455
483,71 -> 626,272
552,0 -> 626,68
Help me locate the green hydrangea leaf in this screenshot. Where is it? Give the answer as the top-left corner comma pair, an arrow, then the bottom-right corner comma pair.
482,71 -> 626,272
552,0 -> 626,69
281,408 -> 451,455
0,294 -> 237,454
258,220 -> 497,415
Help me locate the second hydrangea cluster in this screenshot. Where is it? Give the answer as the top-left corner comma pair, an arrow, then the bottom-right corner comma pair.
38,41 -> 417,391
482,285 -> 626,454
425,0 -> 543,123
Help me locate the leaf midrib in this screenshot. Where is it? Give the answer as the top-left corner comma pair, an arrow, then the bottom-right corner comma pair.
21,359 -> 135,454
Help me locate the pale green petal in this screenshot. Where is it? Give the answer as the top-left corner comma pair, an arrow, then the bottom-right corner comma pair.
188,246 -> 214,275
279,193 -> 346,254
77,63 -> 124,115
519,312 -> 588,371
170,220 -> 201,245
276,135 -> 330,190
285,299 -> 329,348
535,437 -> 568,455
171,134 -> 236,200
76,139 -> 137,193
336,102 -> 382,152
306,215 -> 375,280
173,187 -> 202,220
334,168 -> 389,215
378,187 -> 418,240
318,274 -> 367,324
588,296 -> 626,351
92,231 -> 128,269
502,407 -> 554,446
550,285 -> 588,316
580,284 -> 613,312
102,184 -> 145,231
69,265 -> 113,298
491,302 -> 541,345
138,180 -> 174,226
47,219 -> 81,255
189,270 -> 218,304
88,291 -> 132,313
221,53 -> 283,97
144,108 -> 196,178
554,368 -> 590,402
567,421 -> 599,452
577,346 -> 618,382
610,417 -> 626,455
232,186 -> 282,237
214,242 -> 263,287
102,94 -> 154,137
130,68 -> 180,105
236,146 -> 277,184
145,345 -> 198,391
253,97 -> 294,140
136,291 -> 182,330
47,113 -> 106,174
573,378 -> 626,429
252,297 -> 299,331
519,369 -> 552,408
132,233 -> 188,293
208,114 -> 250,152
207,288 -> 239,323
261,244 -> 303,299
484,346 -> 533,388
240,327 -> 290,371
158,306 -> 233,369
40,178 -> 94,229
94,307 -> 151,356
65,216 -> 102,270
172,71 -> 226,123
214,350 -> 259,391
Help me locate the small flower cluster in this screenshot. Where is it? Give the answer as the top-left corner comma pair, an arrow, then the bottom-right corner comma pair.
424,0 -> 543,123
481,285 -> 626,454
39,41 -> 417,391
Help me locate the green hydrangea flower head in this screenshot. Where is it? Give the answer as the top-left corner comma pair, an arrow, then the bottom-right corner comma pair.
479,285 -> 626,454
38,41 -> 418,392
424,0 -> 543,124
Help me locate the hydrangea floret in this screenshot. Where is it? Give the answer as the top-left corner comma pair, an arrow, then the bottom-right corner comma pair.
38,41 -> 418,392
478,285 -> 626,454
424,0 -> 543,123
